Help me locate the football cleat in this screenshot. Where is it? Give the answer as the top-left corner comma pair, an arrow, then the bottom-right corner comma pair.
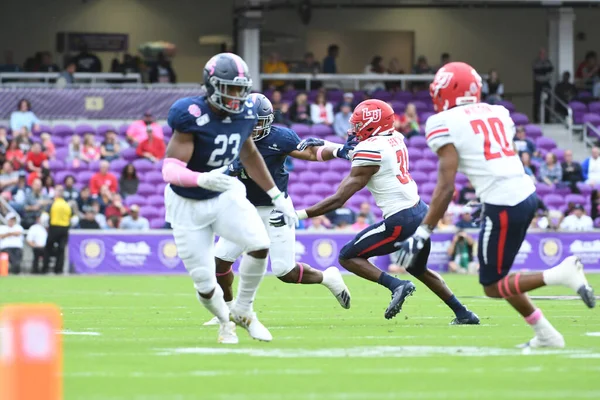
203,316 -> 220,326
556,256 -> 596,308
384,281 -> 416,320
230,311 -> 273,342
218,321 -> 238,344
450,310 -> 480,325
322,266 -> 351,309
519,331 -> 565,349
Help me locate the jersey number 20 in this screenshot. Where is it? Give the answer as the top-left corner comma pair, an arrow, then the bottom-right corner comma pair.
470,118 -> 515,160
207,134 -> 241,167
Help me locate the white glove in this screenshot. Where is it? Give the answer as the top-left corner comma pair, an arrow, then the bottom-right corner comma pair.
197,168 -> 238,192
272,193 -> 298,227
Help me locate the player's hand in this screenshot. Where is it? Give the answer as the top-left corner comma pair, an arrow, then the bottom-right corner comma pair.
269,210 -> 286,227
272,194 -> 298,227
337,134 -> 359,160
297,137 -> 325,151
227,160 -> 244,177
395,225 -> 431,270
197,168 -> 239,192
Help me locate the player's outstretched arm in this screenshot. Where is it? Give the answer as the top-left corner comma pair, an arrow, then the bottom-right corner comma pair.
297,165 -> 378,220
292,136 -> 357,162
421,143 -> 459,231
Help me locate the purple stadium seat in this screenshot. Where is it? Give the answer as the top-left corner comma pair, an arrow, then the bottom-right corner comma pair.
371,90 -> 393,102
155,183 -> 167,195
583,113 -> 600,129
535,137 -> 557,151
352,91 -> 366,102
588,101 -> 600,114
311,183 -> 333,196
136,183 -> 155,196
73,183 -> 85,191
565,194 -> 586,204
394,91 -> 412,102
420,194 -> 432,204
535,183 -> 552,197
311,124 -> 333,137
410,171 -> 428,184
118,124 -> 129,137
291,124 -> 311,137
455,173 -> 469,186
411,100 -> 428,111
408,148 -> 423,160
52,125 -> 74,137
48,159 -> 64,170
109,159 -> 128,173
553,148 -> 565,162
524,124 -> 543,139
54,171 -> 71,184
303,194 -> 323,205
543,194 -> 564,209
420,182 -> 437,195
324,135 -> 344,144
140,206 -> 160,219
348,196 -> 368,209
288,183 -> 311,197
421,149 -> 438,162
282,90 -> 298,102
124,194 -> 146,207
328,91 -> 344,104
328,159 -> 350,172
409,136 -> 427,149
74,124 -> 96,136
298,171 -> 320,183
292,161 -> 309,173
77,171 -> 95,184
389,101 -> 406,112
496,101 -> 516,112
87,160 -> 101,172
576,182 -> 593,195
70,161 -> 88,172
162,125 -> 173,136
132,159 -> 154,172
97,124 -> 116,136
320,171 -> 344,183
511,112 -> 529,126
307,162 -> 329,173
569,101 -> 587,112
150,219 -> 165,229
52,137 -> 66,147
144,171 -> 164,184
121,148 -> 137,161
414,90 -> 430,100
413,159 -> 437,173
54,148 -> 69,163
419,112 -> 434,122
147,195 -> 164,207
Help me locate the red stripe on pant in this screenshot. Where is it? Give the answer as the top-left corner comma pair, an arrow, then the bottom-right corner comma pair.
358,226 -> 403,257
497,210 -> 509,275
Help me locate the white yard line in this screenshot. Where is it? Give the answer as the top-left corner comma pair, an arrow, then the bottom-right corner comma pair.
60,330 -> 101,336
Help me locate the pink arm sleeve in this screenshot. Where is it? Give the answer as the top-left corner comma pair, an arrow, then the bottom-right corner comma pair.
162,157 -> 201,187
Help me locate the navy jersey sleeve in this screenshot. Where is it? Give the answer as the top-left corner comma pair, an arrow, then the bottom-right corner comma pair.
167,98 -> 197,133
278,127 -> 302,154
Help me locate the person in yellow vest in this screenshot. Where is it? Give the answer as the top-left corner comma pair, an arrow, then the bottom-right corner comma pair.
43,185 -> 72,274
263,52 -> 289,90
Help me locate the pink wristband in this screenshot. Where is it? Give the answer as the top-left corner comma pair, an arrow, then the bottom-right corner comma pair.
316,147 -> 326,161
162,157 -> 201,187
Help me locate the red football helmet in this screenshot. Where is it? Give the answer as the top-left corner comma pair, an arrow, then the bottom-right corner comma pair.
349,99 -> 395,141
430,62 -> 482,112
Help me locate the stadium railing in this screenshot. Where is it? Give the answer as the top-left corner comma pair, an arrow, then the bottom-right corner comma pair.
584,121 -> 600,147
259,73 -> 436,91
0,72 -> 143,86
540,89 -> 574,146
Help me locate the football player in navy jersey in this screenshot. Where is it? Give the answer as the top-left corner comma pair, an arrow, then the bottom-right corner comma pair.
203,94 -> 355,325
162,53 -> 297,344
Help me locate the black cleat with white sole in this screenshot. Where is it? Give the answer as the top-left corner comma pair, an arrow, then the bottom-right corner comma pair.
450,311 -> 480,325
578,284 -> 596,308
384,281 -> 416,320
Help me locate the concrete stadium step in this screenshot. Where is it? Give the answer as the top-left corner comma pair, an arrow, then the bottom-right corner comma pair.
541,123 -> 590,160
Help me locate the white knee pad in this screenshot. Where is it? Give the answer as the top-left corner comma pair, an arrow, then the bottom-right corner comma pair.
190,265 -> 218,294
214,237 -> 244,263
271,258 -> 296,277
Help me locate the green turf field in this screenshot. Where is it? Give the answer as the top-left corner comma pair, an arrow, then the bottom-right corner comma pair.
2,274 -> 600,400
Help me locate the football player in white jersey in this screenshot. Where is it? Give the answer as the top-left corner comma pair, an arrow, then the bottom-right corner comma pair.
295,99 -> 479,322
396,62 -> 595,347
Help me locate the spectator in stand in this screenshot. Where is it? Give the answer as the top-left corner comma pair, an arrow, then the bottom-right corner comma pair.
295,52 -> 321,74
351,214 -> 370,231
149,52 -> 176,83
271,90 -> 291,126
582,146 -> 600,185
289,92 -> 312,125
554,71 -> 578,117
455,209 -> 479,229
136,127 -> 166,162
335,92 -> 355,113
120,204 -> 150,230
10,99 -> 40,135
23,178 -> 50,229
592,190 -> 600,221
26,213 -> 47,274
79,208 -> 101,229
481,69 -> 504,104
127,112 -> 164,146
40,133 -> 55,160
56,60 -> 76,88
9,173 -> 28,213
263,52 -> 289,90
81,133 -> 101,163
73,44 -> 102,72
310,92 -> 334,126
385,58 -> 403,91
96,185 -> 113,214
458,181 -> 477,204
322,44 -> 339,74
561,149 -> 584,192
16,129 -> 32,154
99,130 -> 120,161
0,212 -> 23,274
447,230 -> 478,274
104,193 -> 128,226
363,56 -> 386,93
306,215 -> 331,231
38,52 -> 59,72
359,202 -> 376,224
412,56 -> 433,74
0,162 -> 19,191
560,204 -> 594,231
0,127 -> 9,153
437,212 -> 456,232
91,200 -> 107,228
89,160 -> 118,195
41,175 -> 55,199
575,51 -> 598,92
439,53 -> 451,69
521,152 -> 537,182
76,187 -> 93,214
532,47 -> 553,123
540,153 -> 563,186
63,175 -> 78,201
326,202 -> 356,229
113,53 -> 140,74
26,142 -> 49,173
0,50 -> 20,72
119,163 -> 139,197
513,126 -> 536,156
68,135 -> 83,166
397,103 -> 420,139
333,103 -> 352,138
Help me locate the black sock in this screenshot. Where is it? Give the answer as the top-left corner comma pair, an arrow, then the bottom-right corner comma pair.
445,295 -> 470,319
377,272 -> 403,292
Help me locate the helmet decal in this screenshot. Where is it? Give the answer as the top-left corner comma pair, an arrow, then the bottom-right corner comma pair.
362,107 -> 381,123
431,70 -> 454,98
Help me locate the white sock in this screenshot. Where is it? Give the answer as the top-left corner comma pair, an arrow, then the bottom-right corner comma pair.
525,309 -> 559,337
542,266 -> 562,287
197,285 -> 229,324
234,254 -> 267,314
225,300 -> 233,310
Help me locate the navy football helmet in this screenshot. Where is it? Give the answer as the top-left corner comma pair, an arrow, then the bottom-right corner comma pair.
249,93 -> 274,141
203,53 -> 253,114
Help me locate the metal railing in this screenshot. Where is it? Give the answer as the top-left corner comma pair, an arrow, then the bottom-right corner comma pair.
584,122 -> 600,147
540,89 -> 574,146
259,73 -> 437,91
0,72 -> 142,85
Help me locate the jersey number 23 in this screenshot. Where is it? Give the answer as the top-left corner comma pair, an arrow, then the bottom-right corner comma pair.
207,134 -> 241,167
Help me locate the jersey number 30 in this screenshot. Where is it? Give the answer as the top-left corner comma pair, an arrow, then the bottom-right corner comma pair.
396,148 -> 412,184
207,134 -> 241,167
470,118 -> 515,160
